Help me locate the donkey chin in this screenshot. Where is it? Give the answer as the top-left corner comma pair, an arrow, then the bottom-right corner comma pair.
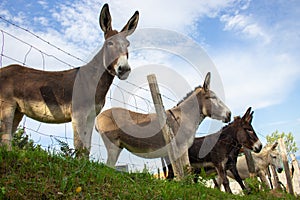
117,67 -> 131,80
116,64 -> 131,80
211,111 -> 231,123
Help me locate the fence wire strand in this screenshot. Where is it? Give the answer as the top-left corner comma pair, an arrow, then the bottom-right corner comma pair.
0,18 -> 178,171
0,15 -> 271,173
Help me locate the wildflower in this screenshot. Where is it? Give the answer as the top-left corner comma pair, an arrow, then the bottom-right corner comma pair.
75,186 -> 82,193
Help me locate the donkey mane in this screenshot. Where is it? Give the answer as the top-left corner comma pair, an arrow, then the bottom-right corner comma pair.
218,116 -> 242,132
193,116 -> 242,142
176,85 -> 202,106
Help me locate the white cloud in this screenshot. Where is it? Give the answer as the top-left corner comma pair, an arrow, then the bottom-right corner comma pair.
1,0 -> 300,167
33,17 -> 49,26
214,49 -> 300,113
21,0 -> 298,114
37,0 -> 48,9
220,13 -> 271,44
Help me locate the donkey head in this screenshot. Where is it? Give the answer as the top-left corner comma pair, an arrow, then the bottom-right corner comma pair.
236,107 -> 262,153
198,72 -> 231,123
100,4 -> 139,80
266,142 -> 283,173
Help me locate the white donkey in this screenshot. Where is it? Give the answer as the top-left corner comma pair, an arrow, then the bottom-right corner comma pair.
227,142 -> 283,189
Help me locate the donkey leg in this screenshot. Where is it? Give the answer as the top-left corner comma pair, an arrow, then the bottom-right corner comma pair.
106,146 -> 122,168
180,150 -> 192,175
229,167 -> 247,191
12,110 -> 24,133
258,170 -> 271,189
72,117 -> 94,157
213,177 -> 220,188
163,156 -> 175,180
100,132 -> 122,168
193,168 -> 201,183
161,157 -> 168,179
216,165 -> 232,193
0,103 -> 17,150
73,127 -> 84,152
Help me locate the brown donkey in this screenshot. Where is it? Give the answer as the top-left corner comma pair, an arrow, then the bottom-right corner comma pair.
166,107 -> 262,193
0,4 -> 139,156
96,72 -> 231,167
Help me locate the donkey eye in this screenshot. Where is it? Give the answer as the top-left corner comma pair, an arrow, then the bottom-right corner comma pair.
107,41 -> 114,46
246,128 -> 253,133
206,96 -> 216,100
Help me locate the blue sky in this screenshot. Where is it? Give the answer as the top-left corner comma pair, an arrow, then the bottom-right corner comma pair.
0,0 -> 299,169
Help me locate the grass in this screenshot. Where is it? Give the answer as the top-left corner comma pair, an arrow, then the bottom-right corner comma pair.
0,132 -> 298,200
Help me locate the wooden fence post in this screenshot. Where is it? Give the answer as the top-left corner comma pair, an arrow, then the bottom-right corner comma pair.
278,138 -> 294,195
147,74 -> 184,180
270,165 -> 281,190
290,154 -> 300,192
244,148 -> 256,178
266,166 -> 273,189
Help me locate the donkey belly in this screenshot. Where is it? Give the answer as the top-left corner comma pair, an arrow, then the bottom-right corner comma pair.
120,131 -> 168,159
191,161 -> 215,169
129,147 -> 168,159
123,141 -> 168,159
18,100 -> 72,123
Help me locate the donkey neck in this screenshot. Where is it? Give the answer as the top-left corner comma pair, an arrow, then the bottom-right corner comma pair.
252,150 -> 270,168
220,125 -> 240,146
79,48 -> 115,113
83,48 -> 107,74
172,90 -> 205,132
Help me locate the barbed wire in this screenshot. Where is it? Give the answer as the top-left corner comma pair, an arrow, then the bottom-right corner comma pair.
0,29 -> 76,68
0,15 -> 179,102
0,16 -> 88,64
0,14 -> 271,173
0,18 -> 178,171
23,124 -> 156,170
0,30 -> 4,66
0,29 -> 164,113
124,80 -> 177,104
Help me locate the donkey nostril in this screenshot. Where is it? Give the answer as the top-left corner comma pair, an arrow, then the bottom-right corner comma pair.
227,112 -> 231,119
117,66 -> 131,80
118,66 -> 130,74
225,112 -> 231,123
117,66 -> 123,73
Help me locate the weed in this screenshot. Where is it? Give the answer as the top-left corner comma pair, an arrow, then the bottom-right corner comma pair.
0,136 -> 297,200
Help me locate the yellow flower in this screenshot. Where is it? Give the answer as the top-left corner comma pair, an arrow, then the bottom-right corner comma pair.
75,186 -> 82,193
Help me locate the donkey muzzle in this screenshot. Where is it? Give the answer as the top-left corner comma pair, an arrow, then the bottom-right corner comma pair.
117,65 -> 131,80
253,140 -> 263,153
223,111 -> 231,123
277,167 -> 283,173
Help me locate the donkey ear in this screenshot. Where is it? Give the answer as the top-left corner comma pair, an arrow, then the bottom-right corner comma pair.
203,72 -> 211,92
99,4 -> 112,33
271,141 -> 278,150
242,107 -> 252,121
247,111 -> 254,123
121,11 -> 139,36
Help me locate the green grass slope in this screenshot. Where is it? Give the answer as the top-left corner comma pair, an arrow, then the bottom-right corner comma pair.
0,146 -> 297,200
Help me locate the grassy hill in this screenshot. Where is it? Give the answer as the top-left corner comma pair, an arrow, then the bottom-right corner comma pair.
0,143 -> 297,199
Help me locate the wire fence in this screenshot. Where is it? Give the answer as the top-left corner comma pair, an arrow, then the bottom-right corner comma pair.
0,15 -> 269,174
0,16 -> 181,172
